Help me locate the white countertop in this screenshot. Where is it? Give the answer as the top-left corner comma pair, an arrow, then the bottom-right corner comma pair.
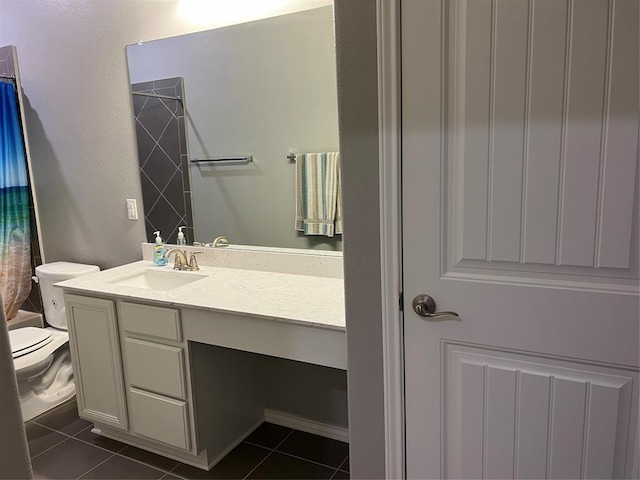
57,261 -> 345,332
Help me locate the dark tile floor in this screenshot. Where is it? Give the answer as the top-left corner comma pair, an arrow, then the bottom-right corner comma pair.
25,400 -> 350,479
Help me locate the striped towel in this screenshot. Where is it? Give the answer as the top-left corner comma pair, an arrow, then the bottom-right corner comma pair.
295,152 -> 343,237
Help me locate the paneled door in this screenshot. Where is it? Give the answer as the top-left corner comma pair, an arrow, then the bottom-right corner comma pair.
401,0 -> 639,478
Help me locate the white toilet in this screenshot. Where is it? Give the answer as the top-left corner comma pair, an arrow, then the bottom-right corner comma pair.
9,262 -> 100,421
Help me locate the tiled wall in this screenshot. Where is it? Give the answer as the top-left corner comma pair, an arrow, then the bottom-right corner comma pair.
0,45 -> 43,314
131,77 -> 194,245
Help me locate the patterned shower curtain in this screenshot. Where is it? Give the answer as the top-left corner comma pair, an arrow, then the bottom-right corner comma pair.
0,81 -> 31,320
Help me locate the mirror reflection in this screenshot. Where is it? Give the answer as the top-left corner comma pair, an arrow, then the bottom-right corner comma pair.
127,6 -> 342,251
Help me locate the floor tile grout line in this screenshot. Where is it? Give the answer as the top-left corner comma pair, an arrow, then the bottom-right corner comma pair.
164,466 -> 188,480
33,418 -> 348,478
337,455 -> 350,472
274,430 -> 348,471
329,468 -> 341,480
31,416 -> 90,437
270,429 -> 295,452
245,431 -> 348,472
72,423 -> 131,452
29,422 -> 133,461
242,430 -> 295,480
110,450 -> 178,476
72,451 -> 117,480
32,423 -> 174,479
272,449 -> 347,472
243,428 -> 296,454
166,463 -> 185,477
74,424 -> 94,436
161,474 -> 182,480
28,420 -> 91,458
243,450 -> 275,480
29,434 -> 71,461
243,440 -> 278,452
74,437 -> 128,456
31,416 -> 84,432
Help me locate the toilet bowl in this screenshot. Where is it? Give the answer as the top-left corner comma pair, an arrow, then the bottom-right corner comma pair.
9,262 -> 99,421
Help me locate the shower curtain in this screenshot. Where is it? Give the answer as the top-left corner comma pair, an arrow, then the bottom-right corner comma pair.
0,81 -> 31,321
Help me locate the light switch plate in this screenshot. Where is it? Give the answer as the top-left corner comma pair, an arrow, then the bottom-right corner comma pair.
126,199 -> 138,220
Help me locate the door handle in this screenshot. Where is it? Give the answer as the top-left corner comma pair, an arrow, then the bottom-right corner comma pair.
412,294 -> 460,321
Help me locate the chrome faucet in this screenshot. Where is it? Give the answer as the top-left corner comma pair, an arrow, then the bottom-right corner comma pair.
164,248 -> 188,270
212,236 -> 229,247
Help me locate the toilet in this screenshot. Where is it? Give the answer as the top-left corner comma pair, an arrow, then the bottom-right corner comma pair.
9,262 -> 100,421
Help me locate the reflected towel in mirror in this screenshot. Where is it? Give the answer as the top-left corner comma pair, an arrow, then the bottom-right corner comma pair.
295,153 -> 342,237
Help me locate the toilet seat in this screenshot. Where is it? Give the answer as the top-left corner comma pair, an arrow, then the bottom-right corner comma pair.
11,328 -> 69,374
10,327 -> 53,359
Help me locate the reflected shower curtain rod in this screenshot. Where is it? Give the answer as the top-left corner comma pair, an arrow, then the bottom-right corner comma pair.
131,91 -> 182,101
0,74 -> 16,82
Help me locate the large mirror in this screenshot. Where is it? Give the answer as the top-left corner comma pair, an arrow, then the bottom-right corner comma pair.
127,5 -> 341,252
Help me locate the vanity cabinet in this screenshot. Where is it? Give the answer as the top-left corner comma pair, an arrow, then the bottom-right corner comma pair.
118,302 -> 195,452
64,284 -> 344,471
65,293 -> 265,470
65,294 -> 128,430
66,295 -> 195,451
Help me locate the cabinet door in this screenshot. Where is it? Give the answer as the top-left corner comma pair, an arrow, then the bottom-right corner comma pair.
66,294 -> 128,430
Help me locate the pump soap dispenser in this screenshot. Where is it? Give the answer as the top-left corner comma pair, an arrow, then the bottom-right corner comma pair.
177,226 -> 186,245
153,231 -> 168,266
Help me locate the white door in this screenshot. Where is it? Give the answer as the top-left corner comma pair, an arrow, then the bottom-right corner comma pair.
401,0 -> 639,478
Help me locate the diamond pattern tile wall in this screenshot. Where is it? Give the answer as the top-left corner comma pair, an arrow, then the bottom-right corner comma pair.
131,78 -> 194,245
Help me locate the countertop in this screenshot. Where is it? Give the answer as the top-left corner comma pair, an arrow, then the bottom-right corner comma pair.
57,261 -> 345,332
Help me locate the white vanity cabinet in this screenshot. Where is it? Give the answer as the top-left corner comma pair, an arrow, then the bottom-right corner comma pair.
65,294 -> 128,430
65,292 -> 266,470
118,302 -> 195,452
60,253 -> 346,471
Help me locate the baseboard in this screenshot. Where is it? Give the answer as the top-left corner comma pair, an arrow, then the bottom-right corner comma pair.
206,417 -> 264,470
264,409 -> 349,443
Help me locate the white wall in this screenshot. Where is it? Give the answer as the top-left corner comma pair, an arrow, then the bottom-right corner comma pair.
335,1 -> 386,477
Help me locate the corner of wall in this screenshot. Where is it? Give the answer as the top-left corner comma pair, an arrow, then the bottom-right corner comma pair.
334,1 -> 386,478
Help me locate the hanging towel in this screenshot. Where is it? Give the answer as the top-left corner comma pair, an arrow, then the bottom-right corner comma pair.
295,152 -> 342,237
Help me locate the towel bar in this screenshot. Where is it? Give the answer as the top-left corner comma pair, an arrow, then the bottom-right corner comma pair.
190,156 -> 253,164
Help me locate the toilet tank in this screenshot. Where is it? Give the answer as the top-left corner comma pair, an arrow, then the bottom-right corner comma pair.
35,262 -> 100,330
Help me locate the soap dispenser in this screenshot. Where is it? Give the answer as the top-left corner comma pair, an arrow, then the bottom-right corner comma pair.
177,226 -> 187,245
153,231 -> 168,266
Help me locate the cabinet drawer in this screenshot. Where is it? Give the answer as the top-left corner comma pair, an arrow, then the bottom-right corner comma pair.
120,302 -> 181,341
124,338 -> 186,399
129,388 -> 191,451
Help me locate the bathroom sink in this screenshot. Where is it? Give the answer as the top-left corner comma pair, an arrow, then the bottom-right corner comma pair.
108,270 -> 207,291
